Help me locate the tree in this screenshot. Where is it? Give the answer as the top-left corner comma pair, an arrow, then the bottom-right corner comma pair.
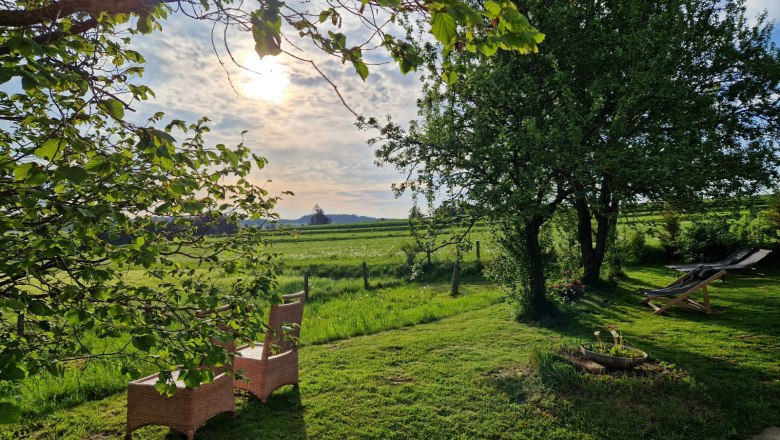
309,204 -> 332,225
371,49 -> 576,318
372,0 -> 780,316
527,0 -> 780,284
0,0 -> 544,423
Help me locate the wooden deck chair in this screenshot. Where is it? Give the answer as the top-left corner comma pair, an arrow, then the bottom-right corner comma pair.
716,249 -> 772,276
665,246 -> 755,273
233,291 -> 305,402
640,267 -> 726,315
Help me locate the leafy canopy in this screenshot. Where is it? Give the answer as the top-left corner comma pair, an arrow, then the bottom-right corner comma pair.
0,0 -> 544,423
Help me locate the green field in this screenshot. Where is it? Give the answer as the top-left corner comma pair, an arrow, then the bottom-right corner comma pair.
3,218 -> 779,439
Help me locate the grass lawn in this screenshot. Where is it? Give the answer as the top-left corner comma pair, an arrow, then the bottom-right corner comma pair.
7,264 -> 779,440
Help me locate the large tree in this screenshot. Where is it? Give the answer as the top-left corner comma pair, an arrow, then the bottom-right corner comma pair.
371,50 -> 579,318
0,0 -> 544,422
374,0 -> 780,318
545,0 -> 780,284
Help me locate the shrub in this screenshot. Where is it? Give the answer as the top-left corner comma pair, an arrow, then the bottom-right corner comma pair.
626,229 -> 647,263
675,216 -> 738,261
659,208 -> 682,256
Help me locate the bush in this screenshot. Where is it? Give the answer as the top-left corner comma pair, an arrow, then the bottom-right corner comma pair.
626,229 -> 647,263
675,212 -> 775,262
675,216 -> 738,262
659,209 -> 682,256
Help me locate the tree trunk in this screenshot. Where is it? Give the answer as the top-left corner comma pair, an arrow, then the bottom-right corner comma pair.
523,217 -> 553,319
574,196 -> 599,285
575,188 -> 620,286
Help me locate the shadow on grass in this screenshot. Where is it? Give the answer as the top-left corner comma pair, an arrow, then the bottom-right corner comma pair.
508,265 -> 780,439
487,338 -> 780,440
196,386 -> 307,440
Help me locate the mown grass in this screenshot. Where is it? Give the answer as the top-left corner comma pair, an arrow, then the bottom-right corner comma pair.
6,264 -> 779,439
0,275 -> 500,419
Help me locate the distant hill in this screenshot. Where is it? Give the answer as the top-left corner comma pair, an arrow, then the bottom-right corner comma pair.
279,214 -> 381,226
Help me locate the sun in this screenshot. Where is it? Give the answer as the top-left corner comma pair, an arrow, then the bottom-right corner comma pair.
240,56 -> 290,103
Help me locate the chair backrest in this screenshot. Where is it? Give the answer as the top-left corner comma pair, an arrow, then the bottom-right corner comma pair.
724,247 -> 756,264
731,249 -> 772,268
262,291 -> 306,359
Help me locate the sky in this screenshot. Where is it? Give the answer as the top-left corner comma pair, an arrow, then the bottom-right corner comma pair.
128,1 -> 780,220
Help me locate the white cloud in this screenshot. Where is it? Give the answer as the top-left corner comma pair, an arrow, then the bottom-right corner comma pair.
128,12 -> 422,219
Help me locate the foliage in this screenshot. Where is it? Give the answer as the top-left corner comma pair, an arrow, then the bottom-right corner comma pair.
309,204 -> 332,225
487,222 -> 557,319
659,209 -> 683,255
675,212 -> 775,261
0,0 -> 546,421
767,194 -> 780,240
626,229 -> 647,264
546,271 -> 585,303
674,216 -> 738,261
589,329 -> 643,358
5,265 -> 780,439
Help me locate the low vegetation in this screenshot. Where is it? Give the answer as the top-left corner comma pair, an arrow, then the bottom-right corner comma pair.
2,218 -> 779,439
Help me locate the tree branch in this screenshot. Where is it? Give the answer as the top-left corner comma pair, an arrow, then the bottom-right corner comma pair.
0,0 -> 174,27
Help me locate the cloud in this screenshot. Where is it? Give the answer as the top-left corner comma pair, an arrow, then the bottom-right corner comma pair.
125,3 -> 780,219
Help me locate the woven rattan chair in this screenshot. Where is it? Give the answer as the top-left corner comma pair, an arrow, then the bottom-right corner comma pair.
125,369 -> 235,440
234,291 -> 305,402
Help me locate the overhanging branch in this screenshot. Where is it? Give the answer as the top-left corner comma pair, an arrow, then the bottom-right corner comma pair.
0,0 -> 175,27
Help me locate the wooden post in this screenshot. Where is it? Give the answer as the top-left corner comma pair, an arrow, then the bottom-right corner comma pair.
475,240 -> 481,261
426,246 -> 432,266
362,262 -> 369,289
303,271 -> 310,298
451,257 -> 461,296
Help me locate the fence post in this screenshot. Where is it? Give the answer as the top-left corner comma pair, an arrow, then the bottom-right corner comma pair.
362,261 -> 369,289
476,240 -> 481,261
426,246 -> 432,266
303,271 -> 310,298
451,256 -> 461,296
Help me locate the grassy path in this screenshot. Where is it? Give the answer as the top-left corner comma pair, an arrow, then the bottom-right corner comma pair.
7,266 -> 780,439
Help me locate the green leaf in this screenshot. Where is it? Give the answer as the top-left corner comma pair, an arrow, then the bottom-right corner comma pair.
154,380 -> 176,397
483,1 -> 501,18
431,12 -> 457,45
479,42 -> 499,56
56,166 -> 88,184
21,75 -> 36,92
442,70 -> 458,84
66,309 -> 87,325
13,163 -> 34,181
0,365 -> 26,380
352,59 -> 369,81
84,155 -> 107,172
29,300 -> 54,316
136,14 -> 152,34
131,334 -> 156,352
34,138 -> 65,161
97,98 -> 125,121
181,369 -> 203,388
139,249 -> 156,268
0,402 -> 21,424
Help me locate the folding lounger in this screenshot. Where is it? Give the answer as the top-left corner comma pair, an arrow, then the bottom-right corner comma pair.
665,246 -> 754,273
640,267 -> 726,315
715,249 -> 773,276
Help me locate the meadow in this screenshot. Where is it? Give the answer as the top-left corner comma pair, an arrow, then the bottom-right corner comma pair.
2,215 -> 779,439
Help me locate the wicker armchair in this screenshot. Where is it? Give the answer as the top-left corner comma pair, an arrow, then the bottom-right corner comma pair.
125,326 -> 236,440
125,369 -> 235,440
233,291 -> 306,402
